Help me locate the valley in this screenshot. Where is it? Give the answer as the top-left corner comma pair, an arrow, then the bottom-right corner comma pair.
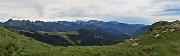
0,20 -> 180,56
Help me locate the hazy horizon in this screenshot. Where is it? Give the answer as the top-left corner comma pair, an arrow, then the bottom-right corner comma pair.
0,18 -> 175,25
0,0 -> 180,24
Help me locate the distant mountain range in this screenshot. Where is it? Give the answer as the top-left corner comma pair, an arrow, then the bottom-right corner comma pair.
1,19 -> 150,36
0,19 -> 150,46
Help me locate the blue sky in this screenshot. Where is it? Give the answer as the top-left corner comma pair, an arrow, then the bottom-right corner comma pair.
0,0 -> 180,24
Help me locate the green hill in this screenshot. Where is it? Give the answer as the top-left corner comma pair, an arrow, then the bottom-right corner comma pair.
1,20 -> 180,56
0,27 -> 52,56
35,30 -> 78,45
11,29 -> 129,46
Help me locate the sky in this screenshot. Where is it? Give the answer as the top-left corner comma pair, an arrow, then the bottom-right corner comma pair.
0,0 -> 180,24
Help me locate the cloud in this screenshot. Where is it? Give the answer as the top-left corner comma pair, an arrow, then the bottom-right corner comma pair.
156,7 -> 180,16
0,0 -> 180,24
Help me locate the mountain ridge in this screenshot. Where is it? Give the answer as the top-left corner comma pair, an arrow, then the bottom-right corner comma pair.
0,20 -> 180,56
2,19 -> 149,37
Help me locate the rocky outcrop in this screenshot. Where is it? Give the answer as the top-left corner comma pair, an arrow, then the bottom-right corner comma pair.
147,20 -> 180,33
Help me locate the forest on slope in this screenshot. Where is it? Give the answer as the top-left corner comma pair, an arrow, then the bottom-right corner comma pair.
10,29 -> 130,46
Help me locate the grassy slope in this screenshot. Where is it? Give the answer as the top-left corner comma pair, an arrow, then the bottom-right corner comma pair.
36,31 -> 78,45
1,21 -> 180,56
0,28 -> 52,56
37,21 -> 180,56
48,29 -> 180,56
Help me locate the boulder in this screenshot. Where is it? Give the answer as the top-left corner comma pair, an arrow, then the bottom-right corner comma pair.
170,29 -> 175,32
132,42 -> 139,46
154,34 -> 160,38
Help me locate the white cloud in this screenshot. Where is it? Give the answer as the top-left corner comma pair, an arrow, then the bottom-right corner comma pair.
0,0 -> 180,24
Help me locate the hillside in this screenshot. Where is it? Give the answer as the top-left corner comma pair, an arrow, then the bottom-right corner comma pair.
10,29 -> 130,46
0,20 -> 180,56
0,22 -> 2,27
131,25 -> 150,37
48,20 -> 180,56
0,27 -> 52,56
